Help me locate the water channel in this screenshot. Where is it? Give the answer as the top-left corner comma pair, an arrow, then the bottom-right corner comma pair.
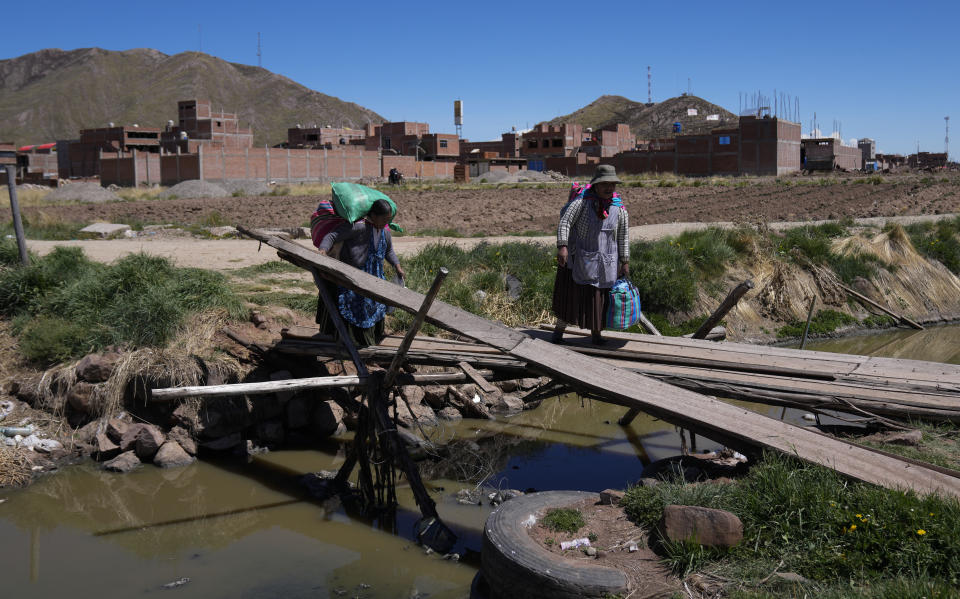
1,324 -> 958,598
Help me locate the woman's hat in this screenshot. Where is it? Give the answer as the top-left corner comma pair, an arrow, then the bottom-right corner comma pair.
590,164 -> 621,184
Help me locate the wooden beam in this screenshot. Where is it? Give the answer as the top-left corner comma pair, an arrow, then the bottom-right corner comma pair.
238,227 -> 960,498
692,280 -> 753,339
384,267 -> 448,390
458,361 -> 498,394
838,282 -> 924,330
151,375 -> 367,400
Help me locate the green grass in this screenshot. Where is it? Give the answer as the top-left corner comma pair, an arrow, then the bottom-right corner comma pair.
0,248 -> 245,364
542,508 -> 585,534
0,216 -> 87,240
900,216 -> 960,275
621,452 -> 960,589
777,309 -> 857,338
774,222 -> 891,284
229,260 -> 302,277
242,291 -> 318,314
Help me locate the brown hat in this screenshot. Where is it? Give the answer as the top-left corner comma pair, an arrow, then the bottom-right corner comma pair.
590,164 -> 621,184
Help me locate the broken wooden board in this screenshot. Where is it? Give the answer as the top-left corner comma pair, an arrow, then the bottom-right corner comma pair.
239,227 -> 960,498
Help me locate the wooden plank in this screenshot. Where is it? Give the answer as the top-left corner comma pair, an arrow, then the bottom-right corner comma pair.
458,361 -> 498,394
510,338 -> 960,497
240,227 -> 960,497
151,375 -> 366,400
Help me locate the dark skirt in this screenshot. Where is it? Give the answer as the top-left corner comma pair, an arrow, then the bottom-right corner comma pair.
316,280 -> 385,348
552,265 -> 610,331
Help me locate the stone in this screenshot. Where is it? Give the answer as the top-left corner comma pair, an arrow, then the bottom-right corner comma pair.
864,429 -> 923,446
299,227 -> 311,239
395,394 -> 438,428
437,407 -> 462,421
106,417 -> 130,443
75,352 -> 121,383
171,403 -> 202,435
67,381 -> 97,414
94,431 -> 120,460
600,489 -> 625,506
153,441 -> 196,468
80,223 -> 131,238
422,385 -> 447,409
134,424 -> 166,460
103,450 -> 141,472
505,274 -> 522,300
285,397 -> 311,429
400,385 -> 426,406
584,546 -> 598,557
774,572 -> 810,584
497,379 -> 520,393
200,432 -> 243,451
639,477 -> 660,487
312,400 -> 346,437
518,377 -> 541,390
206,226 -> 239,238
167,426 -> 197,455
257,419 -> 286,445
500,395 -> 525,412
119,423 -> 145,452
251,311 -> 268,328
657,505 -> 743,548
74,420 -> 101,445
455,488 -> 482,505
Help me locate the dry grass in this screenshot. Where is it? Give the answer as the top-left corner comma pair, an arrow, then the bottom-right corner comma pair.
0,187 -> 54,208
0,446 -> 31,487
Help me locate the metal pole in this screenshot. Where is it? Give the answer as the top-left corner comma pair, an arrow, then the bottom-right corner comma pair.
799,295 -> 817,350
5,165 -> 30,265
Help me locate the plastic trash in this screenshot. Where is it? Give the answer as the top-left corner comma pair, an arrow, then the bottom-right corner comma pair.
0,424 -> 34,437
0,400 -> 14,420
560,538 -> 591,551
521,514 -> 537,527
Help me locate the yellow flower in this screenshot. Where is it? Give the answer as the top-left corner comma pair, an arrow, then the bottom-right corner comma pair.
855,514 -> 862,518
917,529 -> 927,536
849,524 -> 857,531
929,513 -> 935,516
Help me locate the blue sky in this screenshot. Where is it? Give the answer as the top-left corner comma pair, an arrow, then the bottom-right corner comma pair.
2,0 -> 956,157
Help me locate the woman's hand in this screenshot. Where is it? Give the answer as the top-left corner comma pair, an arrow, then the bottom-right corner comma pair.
395,264 -> 406,280
557,246 -> 568,267
317,249 -> 328,256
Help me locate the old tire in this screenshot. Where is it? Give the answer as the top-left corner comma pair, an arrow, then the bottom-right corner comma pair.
481,490 -> 628,599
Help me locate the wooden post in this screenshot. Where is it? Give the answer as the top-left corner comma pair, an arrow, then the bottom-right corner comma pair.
638,313 -> 662,336
837,282 -> 924,330
800,295 -> 817,350
383,267 -> 449,389
692,279 -> 754,339
4,165 -> 29,265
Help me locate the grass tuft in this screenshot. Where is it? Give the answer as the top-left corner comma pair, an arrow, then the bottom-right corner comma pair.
542,508 -> 585,534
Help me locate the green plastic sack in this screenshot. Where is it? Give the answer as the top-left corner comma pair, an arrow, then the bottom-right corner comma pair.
330,182 -> 400,231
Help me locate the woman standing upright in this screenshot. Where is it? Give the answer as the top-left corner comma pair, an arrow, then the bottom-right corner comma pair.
316,199 -> 405,347
552,164 -> 630,345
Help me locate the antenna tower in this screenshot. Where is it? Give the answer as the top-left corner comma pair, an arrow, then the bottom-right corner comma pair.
257,32 -> 262,67
647,66 -> 651,103
946,116 -> 950,160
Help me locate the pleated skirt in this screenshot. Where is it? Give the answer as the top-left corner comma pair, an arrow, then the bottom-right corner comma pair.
552,265 -> 609,331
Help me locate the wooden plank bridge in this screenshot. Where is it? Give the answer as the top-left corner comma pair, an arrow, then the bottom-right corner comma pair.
212,229 -> 960,500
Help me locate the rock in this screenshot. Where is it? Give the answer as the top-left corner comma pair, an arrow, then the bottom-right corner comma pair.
285,396 -> 311,429
251,311 -> 268,328
473,289 -> 487,302
134,424 -> 166,460
584,546 -> 598,557
167,426 -> 197,455
774,572 -> 810,584
437,407 -> 462,421
497,379 -> 521,393
657,505 -> 743,548
74,420 -> 101,445
79,223 -> 131,238
106,417 -> 130,443
639,477 -> 660,487
446,385 -> 491,419
422,385 -> 447,409
500,394 -> 525,412
206,225 -> 239,238
171,403 -> 202,435
75,352 -> 121,383
518,377 -> 541,390
119,423 -> 144,452
93,432 -> 120,460
455,488 -> 482,505
505,274 -> 522,300
200,432 -> 243,451
600,489 -> 625,506
299,227 -> 311,239
103,450 -> 141,472
33,439 -> 64,454
153,441 -> 196,468
256,419 -> 286,445
67,381 -> 98,414
400,385 -> 426,406
312,400 -> 346,437
864,429 -> 923,446
396,393 -> 438,428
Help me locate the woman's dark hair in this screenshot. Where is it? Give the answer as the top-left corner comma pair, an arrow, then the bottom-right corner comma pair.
369,199 -> 392,217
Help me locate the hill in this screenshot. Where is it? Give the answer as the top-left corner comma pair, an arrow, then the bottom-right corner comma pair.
546,94 -> 738,139
0,47 -> 384,146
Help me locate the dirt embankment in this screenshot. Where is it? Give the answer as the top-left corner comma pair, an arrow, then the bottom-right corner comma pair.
5,174 -> 960,237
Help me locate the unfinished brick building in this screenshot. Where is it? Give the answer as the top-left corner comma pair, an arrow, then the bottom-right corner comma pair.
460,132 -> 521,158
908,152 -> 948,169
287,125 -> 370,149
801,138 -> 863,171
160,100 -> 253,153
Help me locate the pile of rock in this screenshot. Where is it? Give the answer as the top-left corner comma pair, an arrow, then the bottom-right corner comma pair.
74,416 -> 195,472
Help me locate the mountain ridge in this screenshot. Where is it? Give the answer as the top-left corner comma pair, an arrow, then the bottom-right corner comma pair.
0,47 -> 384,146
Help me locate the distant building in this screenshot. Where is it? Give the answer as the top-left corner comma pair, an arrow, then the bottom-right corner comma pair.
801,138 -> 863,171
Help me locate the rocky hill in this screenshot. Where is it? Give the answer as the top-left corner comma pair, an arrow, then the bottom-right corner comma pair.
0,48 -> 384,146
546,94 -> 738,139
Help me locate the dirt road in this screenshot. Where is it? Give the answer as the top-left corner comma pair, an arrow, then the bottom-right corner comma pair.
23,214 -> 955,271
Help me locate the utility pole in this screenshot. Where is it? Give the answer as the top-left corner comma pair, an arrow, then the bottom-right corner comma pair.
4,165 -> 30,265
647,66 -> 651,103
257,32 -> 262,67
946,116 -> 950,160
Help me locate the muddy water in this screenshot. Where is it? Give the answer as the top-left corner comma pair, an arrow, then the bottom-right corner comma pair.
1,325 -> 956,598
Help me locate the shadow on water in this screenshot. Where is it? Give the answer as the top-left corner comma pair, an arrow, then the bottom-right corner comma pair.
2,324 -> 955,597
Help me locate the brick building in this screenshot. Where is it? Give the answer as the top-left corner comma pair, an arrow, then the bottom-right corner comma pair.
801,138 -> 863,171
460,132 -> 521,158
160,99 -> 253,153
908,152 -> 948,169
59,125 -> 163,181
287,125 -> 369,149
580,124 -> 636,158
